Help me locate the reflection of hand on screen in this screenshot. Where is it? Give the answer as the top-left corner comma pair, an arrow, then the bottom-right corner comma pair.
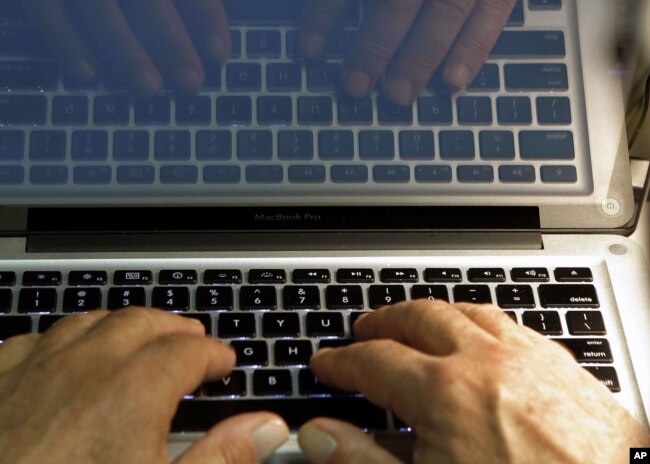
300,0 -> 517,104
20,0 -> 231,95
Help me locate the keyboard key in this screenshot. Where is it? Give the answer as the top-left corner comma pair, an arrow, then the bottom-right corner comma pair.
0,289 -> 12,313
380,268 -> 418,283
415,165 -> 452,183
232,340 -> 268,366
497,97 -> 532,125
134,97 -> 170,125
523,311 -> 562,334
160,165 -> 198,184
0,272 -> 16,287
505,63 -> 568,90
337,269 -> 374,283
72,131 -> 108,161
338,96 -> 373,124
491,31 -> 565,57
0,131 -> 24,161
247,30 -> 281,57
0,315 -> 31,340
230,30 -> 241,57
498,165 -> 535,183
253,369 -> 292,395
289,165 -> 326,183
584,366 -> 620,392
424,268 -> 462,283
373,165 -> 410,183
307,63 -> 341,91
52,96 -> 89,125
257,97 -> 292,125
117,165 -> 155,184
249,269 -> 286,284
566,311 -> 606,335
368,285 -> 406,308
216,96 -> 252,125
299,369 -> 338,395
359,131 -> 394,160
204,270 -> 242,284
238,130 -> 273,160
299,97 -> 333,124
538,284 -> 599,308
306,312 -> 345,336
511,268 -> 550,282
267,63 -> 302,91
107,287 -> 146,309
453,285 -> 492,304
176,96 -> 212,124
196,131 -> 231,160
540,165 -> 577,183
184,314 -> 212,335
319,131 -> 354,160
203,165 -> 240,183
555,338 -> 612,363
293,269 -> 331,284
274,340 -> 313,366
63,288 -> 102,312
18,288 -> 57,313
418,97 -> 453,124
155,131 -> 191,161
537,97 -> 571,125
240,286 -> 277,310
479,131 -> 515,159
262,313 -> 300,337
468,268 -> 506,282
458,97 -> 492,124
94,96 -> 130,125
331,165 -> 368,183
159,270 -> 197,285
196,286 -> 234,311
467,64 -> 500,90
218,313 -> 256,338
114,271 -> 152,286
520,131 -> 574,160
205,370 -> 247,397
0,26 -> 47,56
30,131 -> 66,161
457,165 -> 494,183
283,286 -> 320,309
0,166 -> 23,184
113,131 -> 149,161
496,285 -> 535,308
278,131 -> 313,160
325,286 -> 363,310
555,268 -> 593,282
0,61 -> 58,90
73,166 -> 111,185
411,285 -> 449,302
152,287 -> 190,311
440,131 -> 475,160
399,131 -> 434,160
23,271 -> 61,286
378,99 -> 413,124
0,95 -> 47,125
38,315 -> 65,333
227,63 -> 262,91
529,0 -> 562,10
246,165 -> 283,183
29,166 -> 68,185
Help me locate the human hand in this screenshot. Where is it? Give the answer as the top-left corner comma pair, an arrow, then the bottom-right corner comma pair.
0,307 -> 289,464
300,0 -> 517,104
298,300 -> 650,463
20,0 -> 231,94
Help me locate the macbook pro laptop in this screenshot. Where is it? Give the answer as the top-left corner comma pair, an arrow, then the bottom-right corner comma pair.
0,0 -> 648,460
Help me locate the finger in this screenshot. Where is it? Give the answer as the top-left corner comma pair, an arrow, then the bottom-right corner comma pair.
450,302 -> 533,346
174,0 -> 231,63
72,0 -> 163,94
310,340 -> 432,425
0,333 -> 40,373
342,0 -> 423,97
20,0 -> 97,81
82,307 -> 205,356
28,311 -> 111,357
126,333 -> 235,406
299,418 -> 401,464
299,0 -> 351,58
442,0 -> 516,88
120,0 -> 205,93
174,412 -> 289,464
354,299 -> 489,355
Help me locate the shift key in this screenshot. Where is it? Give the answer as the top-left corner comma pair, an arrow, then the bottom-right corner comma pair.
0,96 -> 47,125
505,63 -> 568,90
539,284 -> 599,308
0,61 -> 59,90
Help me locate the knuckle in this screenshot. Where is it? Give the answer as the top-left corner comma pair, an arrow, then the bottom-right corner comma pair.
354,34 -> 398,67
456,35 -> 492,59
397,44 -> 437,73
431,0 -> 475,22
478,0 -> 517,18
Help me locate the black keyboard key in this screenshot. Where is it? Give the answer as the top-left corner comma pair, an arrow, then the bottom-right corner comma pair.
0,131 -> 24,161
497,97 -> 532,125
227,63 -> 262,91
278,131 -> 313,160
18,288 -> 57,313
29,131 -> 66,161
107,287 -> 146,309
496,285 -> 535,309
63,288 -> 102,312
160,165 -> 198,185
307,63 -> 341,91
172,397 -> 387,432
368,285 -> 406,309
380,268 -> 418,283
216,96 -> 252,125
283,286 -> 320,310
372,162 -> 407,182
94,96 -> 130,125
458,97 -> 492,124
511,268 -> 550,282
424,268 -> 462,283
555,338 -> 612,363
411,285 -> 449,302
0,95 -> 47,125
337,96 -> 373,124
262,312 -> 300,337
52,96 -> 89,125
359,131 -> 394,160
299,369 -> 338,396
196,131 -> 231,161
267,63 -> 302,91
0,315 -> 31,340
349,311 -> 370,332
134,97 -> 170,125
237,130 -> 273,161
554,267 -> 593,282
293,269 -> 331,284
38,315 -> 65,333
331,165 -> 368,183
299,97 -> 333,125
218,313 -> 256,338
584,366 -> 620,392
520,131 -> 574,160
68,271 -> 107,286
239,286 -> 277,310
537,97 -> 571,125
0,61 -> 58,90
204,270 -> 242,284
249,269 -> 287,284
253,369 -> 292,396
0,272 -> 16,287
468,64 -> 500,91
155,131 -> 191,161
306,312 -> 344,337
506,0 -> 524,25
439,131 -> 475,160
23,271 -> 61,286
468,268 -> 506,282
491,31 -> 565,57
232,340 -> 268,366
457,165 -> 494,183
0,289 -> 12,313
152,287 -> 189,311
114,271 -> 152,285
113,131 -> 149,161
158,270 -> 197,285
0,26 -> 47,56
319,130 -> 354,160
539,284 -> 599,308
257,96 -> 292,125
505,63 -> 568,90
399,131 -> 434,160
176,96 -> 212,125
183,313 -> 212,334
247,30 -> 281,57
566,311 -> 606,335
523,311 -> 562,335
205,370 -> 246,397
453,285 -> 492,304
196,286 -> 234,311
246,164 -> 283,184
480,131 -> 515,160
274,340 -> 313,366
378,99 -> 413,124
289,165 -> 325,183
203,165 -> 241,184
72,131 -> 109,161
230,30 -> 242,57
529,0 -> 562,10
540,165 -> 577,183
418,97 -> 453,125
319,339 -> 355,349
337,269 -> 374,283
499,165 -> 536,183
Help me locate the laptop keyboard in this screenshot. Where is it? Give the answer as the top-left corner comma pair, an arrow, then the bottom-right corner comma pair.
0,263 -> 621,431
0,0 -> 593,201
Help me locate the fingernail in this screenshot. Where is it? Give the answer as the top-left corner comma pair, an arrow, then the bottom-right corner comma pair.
301,33 -> 326,58
299,423 -> 338,464
250,418 -> 290,461
136,69 -> 161,94
446,64 -> 470,89
74,58 -> 97,81
344,69 -> 371,97
176,68 -> 202,93
207,36 -> 229,62
383,76 -> 414,105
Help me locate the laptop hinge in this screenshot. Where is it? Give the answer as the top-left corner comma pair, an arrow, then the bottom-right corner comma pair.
26,231 -> 544,253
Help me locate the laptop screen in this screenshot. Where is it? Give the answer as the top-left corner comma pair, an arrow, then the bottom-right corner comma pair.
0,0 -> 635,233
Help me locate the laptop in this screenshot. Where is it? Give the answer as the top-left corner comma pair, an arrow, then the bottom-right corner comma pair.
0,0 -> 648,460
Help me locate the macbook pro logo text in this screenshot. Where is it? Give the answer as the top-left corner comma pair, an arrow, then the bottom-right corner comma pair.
253,213 -> 322,223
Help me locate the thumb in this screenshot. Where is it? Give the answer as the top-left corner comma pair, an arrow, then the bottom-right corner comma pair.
298,418 -> 402,464
173,412 -> 289,464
